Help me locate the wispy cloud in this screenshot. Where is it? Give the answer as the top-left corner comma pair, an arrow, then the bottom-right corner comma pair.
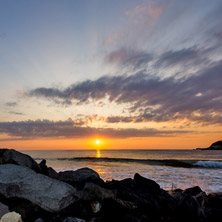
154,47 -> 209,68
8,111 -> 24,116
5,102 -> 17,107
104,48 -> 152,70
0,119 -> 193,140
126,0 -> 164,25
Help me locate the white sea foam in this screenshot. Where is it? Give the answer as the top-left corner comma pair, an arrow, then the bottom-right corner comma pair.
194,160 -> 222,168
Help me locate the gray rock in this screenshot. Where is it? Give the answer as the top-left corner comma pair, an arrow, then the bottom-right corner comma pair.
63,217 -> 86,222
83,182 -> 100,189
48,167 -> 59,179
34,218 -> 45,222
0,211 -> 22,222
80,186 -> 115,202
0,202 -> 9,218
91,201 -> 102,213
38,159 -> 48,174
0,164 -> 78,212
0,149 -> 40,172
58,168 -> 101,185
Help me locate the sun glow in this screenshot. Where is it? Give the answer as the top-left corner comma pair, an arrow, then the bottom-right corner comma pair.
96,140 -> 100,145
88,138 -> 108,150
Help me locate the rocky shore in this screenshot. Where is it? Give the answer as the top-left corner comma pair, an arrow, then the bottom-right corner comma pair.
0,149 -> 222,222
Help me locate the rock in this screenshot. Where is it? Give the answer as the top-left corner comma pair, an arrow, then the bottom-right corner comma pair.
52,215 -> 63,222
0,203 -> 9,218
0,149 -> 40,172
0,211 -> 22,222
48,167 -> 59,179
196,192 -> 207,208
0,164 -> 78,213
83,182 -> 100,189
102,198 -> 141,222
34,218 -> 45,222
207,192 -> 222,209
205,208 -> 222,222
80,186 -> 115,202
175,195 -> 206,222
91,201 -> 102,213
169,189 -> 185,200
133,173 -> 161,194
38,159 -> 48,175
183,186 -> 202,196
58,168 -> 102,186
105,178 -> 133,191
8,200 -> 43,222
105,178 -> 158,209
63,217 -> 86,222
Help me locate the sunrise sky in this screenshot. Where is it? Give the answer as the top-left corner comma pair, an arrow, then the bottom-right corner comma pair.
0,0 -> 221,150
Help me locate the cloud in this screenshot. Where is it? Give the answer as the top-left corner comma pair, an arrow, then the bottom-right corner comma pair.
5,102 -> 17,107
8,111 -> 24,116
0,119 -> 192,140
155,47 -> 208,68
126,1 -> 164,25
28,61 -> 222,125
104,48 -> 152,70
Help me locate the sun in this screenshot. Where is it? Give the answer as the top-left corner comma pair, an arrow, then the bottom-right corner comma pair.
95,140 -> 100,145
91,138 -> 105,149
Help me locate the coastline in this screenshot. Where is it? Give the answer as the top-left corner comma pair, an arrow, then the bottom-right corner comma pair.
0,149 -> 222,222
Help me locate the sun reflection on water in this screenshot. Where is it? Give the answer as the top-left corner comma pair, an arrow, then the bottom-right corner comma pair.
96,149 -> 101,158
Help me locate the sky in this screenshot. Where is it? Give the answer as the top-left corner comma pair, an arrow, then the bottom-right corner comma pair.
0,0 -> 221,150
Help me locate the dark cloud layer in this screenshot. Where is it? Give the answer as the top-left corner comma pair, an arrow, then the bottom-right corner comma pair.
0,119 -> 191,140
28,61 -> 222,125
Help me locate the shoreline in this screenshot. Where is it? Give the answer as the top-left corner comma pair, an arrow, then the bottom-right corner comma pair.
0,149 -> 222,222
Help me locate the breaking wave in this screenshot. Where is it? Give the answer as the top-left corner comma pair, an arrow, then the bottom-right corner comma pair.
193,160 -> 222,168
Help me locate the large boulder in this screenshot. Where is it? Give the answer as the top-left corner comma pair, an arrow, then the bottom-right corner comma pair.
0,164 -> 78,213
133,173 -> 161,194
0,149 -> 40,172
183,186 -> 203,196
80,186 -> 116,202
58,168 -> 103,186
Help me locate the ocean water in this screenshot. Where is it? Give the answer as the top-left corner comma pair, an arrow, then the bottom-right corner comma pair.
23,149 -> 222,193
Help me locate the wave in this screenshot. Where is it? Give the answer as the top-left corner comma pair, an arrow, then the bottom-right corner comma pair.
56,157 -> 195,168
193,160 -> 222,168
35,156 -> 222,169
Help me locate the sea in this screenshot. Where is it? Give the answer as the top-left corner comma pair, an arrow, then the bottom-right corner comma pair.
23,149 -> 222,194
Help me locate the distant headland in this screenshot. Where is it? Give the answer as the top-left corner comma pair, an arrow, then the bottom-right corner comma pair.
196,140 -> 222,150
